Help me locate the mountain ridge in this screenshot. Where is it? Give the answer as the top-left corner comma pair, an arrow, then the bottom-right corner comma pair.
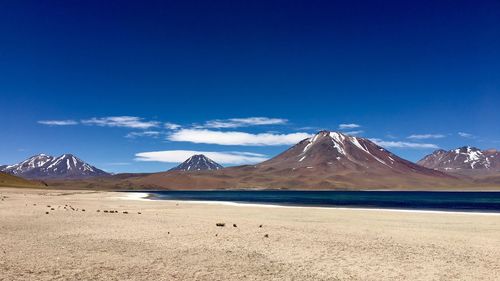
418,146 -> 500,176
1,154 -> 109,179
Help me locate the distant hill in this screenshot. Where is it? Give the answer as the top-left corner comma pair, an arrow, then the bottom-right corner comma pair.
0,172 -> 46,188
169,154 -> 223,172
1,154 -> 109,179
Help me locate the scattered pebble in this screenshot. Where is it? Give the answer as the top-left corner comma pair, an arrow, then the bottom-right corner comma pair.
82,209 -> 85,212
97,210 -> 100,212
259,224 -> 263,228
216,223 -> 225,227
233,224 -> 237,228
137,212 -> 142,215
264,234 -> 269,238
123,211 -> 128,214
45,212 -> 49,215
50,208 -> 55,211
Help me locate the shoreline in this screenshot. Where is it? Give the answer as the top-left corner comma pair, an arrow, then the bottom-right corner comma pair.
120,191 -> 500,216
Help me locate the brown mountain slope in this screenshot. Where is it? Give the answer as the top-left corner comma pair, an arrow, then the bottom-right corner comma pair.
126,131 -> 475,190
0,172 -> 46,188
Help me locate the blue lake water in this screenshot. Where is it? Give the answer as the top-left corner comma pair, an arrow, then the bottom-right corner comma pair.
137,190 -> 500,213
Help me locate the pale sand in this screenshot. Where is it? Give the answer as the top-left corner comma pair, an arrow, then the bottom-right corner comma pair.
1,188 -> 500,281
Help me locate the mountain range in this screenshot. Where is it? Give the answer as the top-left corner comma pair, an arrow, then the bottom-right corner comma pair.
3,131 -> 500,189
123,131 -> 469,190
1,154 -> 109,179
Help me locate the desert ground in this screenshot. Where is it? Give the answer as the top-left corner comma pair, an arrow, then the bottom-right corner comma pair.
1,187 -> 500,281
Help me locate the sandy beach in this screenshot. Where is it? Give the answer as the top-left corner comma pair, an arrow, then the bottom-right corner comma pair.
1,188 -> 500,280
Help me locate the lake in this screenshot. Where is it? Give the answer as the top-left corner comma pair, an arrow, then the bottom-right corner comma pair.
137,190 -> 500,213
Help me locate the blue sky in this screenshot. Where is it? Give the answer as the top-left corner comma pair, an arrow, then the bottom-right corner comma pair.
1,0 -> 499,173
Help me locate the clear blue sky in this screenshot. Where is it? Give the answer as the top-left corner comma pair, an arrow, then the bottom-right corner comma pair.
1,0 -> 499,173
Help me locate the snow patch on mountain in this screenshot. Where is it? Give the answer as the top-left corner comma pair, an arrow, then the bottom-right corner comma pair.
418,146 -> 500,174
169,154 -> 224,172
1,154 -> 108,179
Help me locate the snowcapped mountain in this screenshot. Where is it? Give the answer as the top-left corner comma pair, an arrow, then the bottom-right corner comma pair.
418,146 -> 500,175
1,154 -> 109,179
169,154 -> 223,172
2,154 -> 54,176
257,130 -> 445,177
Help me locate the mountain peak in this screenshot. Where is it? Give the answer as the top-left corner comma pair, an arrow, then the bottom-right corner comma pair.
258,130 -> 444,178
456,146 -> 480,152
1,154 -> 108,179
60,153 -> 75,157
418,146 -> 500,175
169,154 -> 223,172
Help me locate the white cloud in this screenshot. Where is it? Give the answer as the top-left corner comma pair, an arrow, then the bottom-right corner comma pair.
458,132 -> 474,138
201,117 -> 288,128
135,150 -> 268,164
370,138 -> 438,149
38,120 -> 78,126
125,131 -> 161,138
407,134 -> 445,140
343,130 -> 364,136
164,122 -> 181,130
339,123 -> 361,129
81,116 -> 159,129
168,129 -> 312,146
